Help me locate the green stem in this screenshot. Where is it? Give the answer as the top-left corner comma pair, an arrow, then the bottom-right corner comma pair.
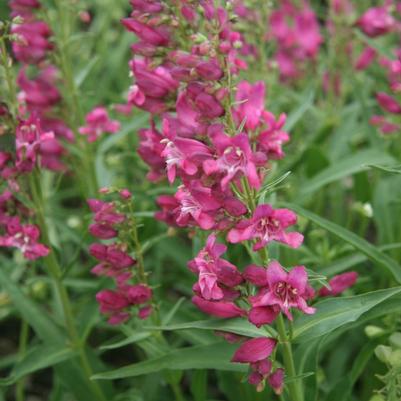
276,314 -> 303,401
15,320 -> 29,401
170,380 -> 186,401
29,172 -> 106,401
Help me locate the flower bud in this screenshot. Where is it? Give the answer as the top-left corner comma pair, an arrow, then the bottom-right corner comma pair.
365,325 -> 385,338
374,345 -> 392,364
389,332 -> 401,349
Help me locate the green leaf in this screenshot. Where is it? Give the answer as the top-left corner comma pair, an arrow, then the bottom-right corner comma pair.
368,164 -> 401,174
0,268 -> 65,344
100,332 -> 152,350
145,318 -> 277,338
284,203 -> 401,283
92,342 -> 246,380
0,344 -> 76,386
299,149 -> 395,196
293,287 -> 401,343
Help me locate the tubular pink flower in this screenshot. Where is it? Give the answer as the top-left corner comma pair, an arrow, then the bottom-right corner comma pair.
250,261 -> 315,320
356,6 -> 394,38
231,337 -> 277,363
192,296 -> 245,318
79,107 -> 120,142
227,204 -> 303,250
319,272 -> 358,297
203,131 -> 264,190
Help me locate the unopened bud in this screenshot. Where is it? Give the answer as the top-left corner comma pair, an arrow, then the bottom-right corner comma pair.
365,325 -> 385,338
374,345 -> 392,364
388,349 -> 401,368
389,332 -> 401,349
191,33 -> 208,44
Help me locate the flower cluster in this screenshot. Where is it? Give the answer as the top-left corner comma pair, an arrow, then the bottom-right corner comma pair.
121,0 -> 359,392
267,0 -> 322,81
88,190 -> 152,325
9,0 -> 74,171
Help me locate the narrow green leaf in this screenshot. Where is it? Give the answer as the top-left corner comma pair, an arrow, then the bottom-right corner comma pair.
145,318 -> 277,338
100,332 -> 152,351
293,287 -> 401,343
299,150 -> 395,196
92,342 -> 246,380
367,164 -> 401,174
0,344 -> 76,386
284,203 -> 401,283
0,269 -> 65,343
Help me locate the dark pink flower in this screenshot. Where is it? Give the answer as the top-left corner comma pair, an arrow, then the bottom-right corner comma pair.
192,296 -> 245,318
138,305 -> 153,319
370,115 -> 399,135
203,131 -> 265,190
15,116 -> 54,172
234,81 -> 265,131
174,183 -> 220,230
355,47 -> 376,71
0,217 -> 49,260
189,234 -> 243,300
319,271 -> 358,297
96,289 -> 130,325
126,284 -> 152,305
356,7 -> 394,37
376,92 -> 401,114
227,204 -> 303,250
250,261 -> 315,320
231,337 -> 277,363
268,368 -> 285,395
258,112 -> 289,159
79,107 -> 120,142
11,20 -> 53,64
122,18 -> 170,47
161,120 -> 212,183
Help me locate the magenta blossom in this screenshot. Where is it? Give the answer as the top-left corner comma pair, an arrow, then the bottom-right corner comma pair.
96,289 -> 130,325
192,296 -> 245,318
250,261 -> 315,320
188,234 -> 243,300
227,204 -> 303,250
376,92 -> 401,114
79,107 -> 120,142
231,337 -> 277,363
0,217 -> 49,260
203,131 -> 265,190
356,6 -> 394,38
319,271 -> 358,297
258,112 -> 289,159
234,81 -> 265,131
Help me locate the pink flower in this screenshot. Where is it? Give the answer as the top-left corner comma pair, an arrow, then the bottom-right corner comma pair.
79,107 -> 120,142
376,92 -> 401,114
356,7 -> 394,37
137,127 -> 165,181
126,284 -> 152,305
173,183 -> 221,230
355,47 -> 376,71
189,234 -> 243,300
227,204 -> 303,250
15,116 -> 54,172
160,120 -> 212,183
96,289 -> 130,325
231,337 -> 277,363
122,18 -> 170,47
192,296 -> 245,318
268,368 -> 285,395
250,261 -> 315,320
203,131 -> 265,190
17,67 -> 61,113
11,20 -> 53,64
258,112 -> 289,159
0,217 -> 49,260
234,81 -> 265,131
319,272 -> 358,297
370,115 -> 399,135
